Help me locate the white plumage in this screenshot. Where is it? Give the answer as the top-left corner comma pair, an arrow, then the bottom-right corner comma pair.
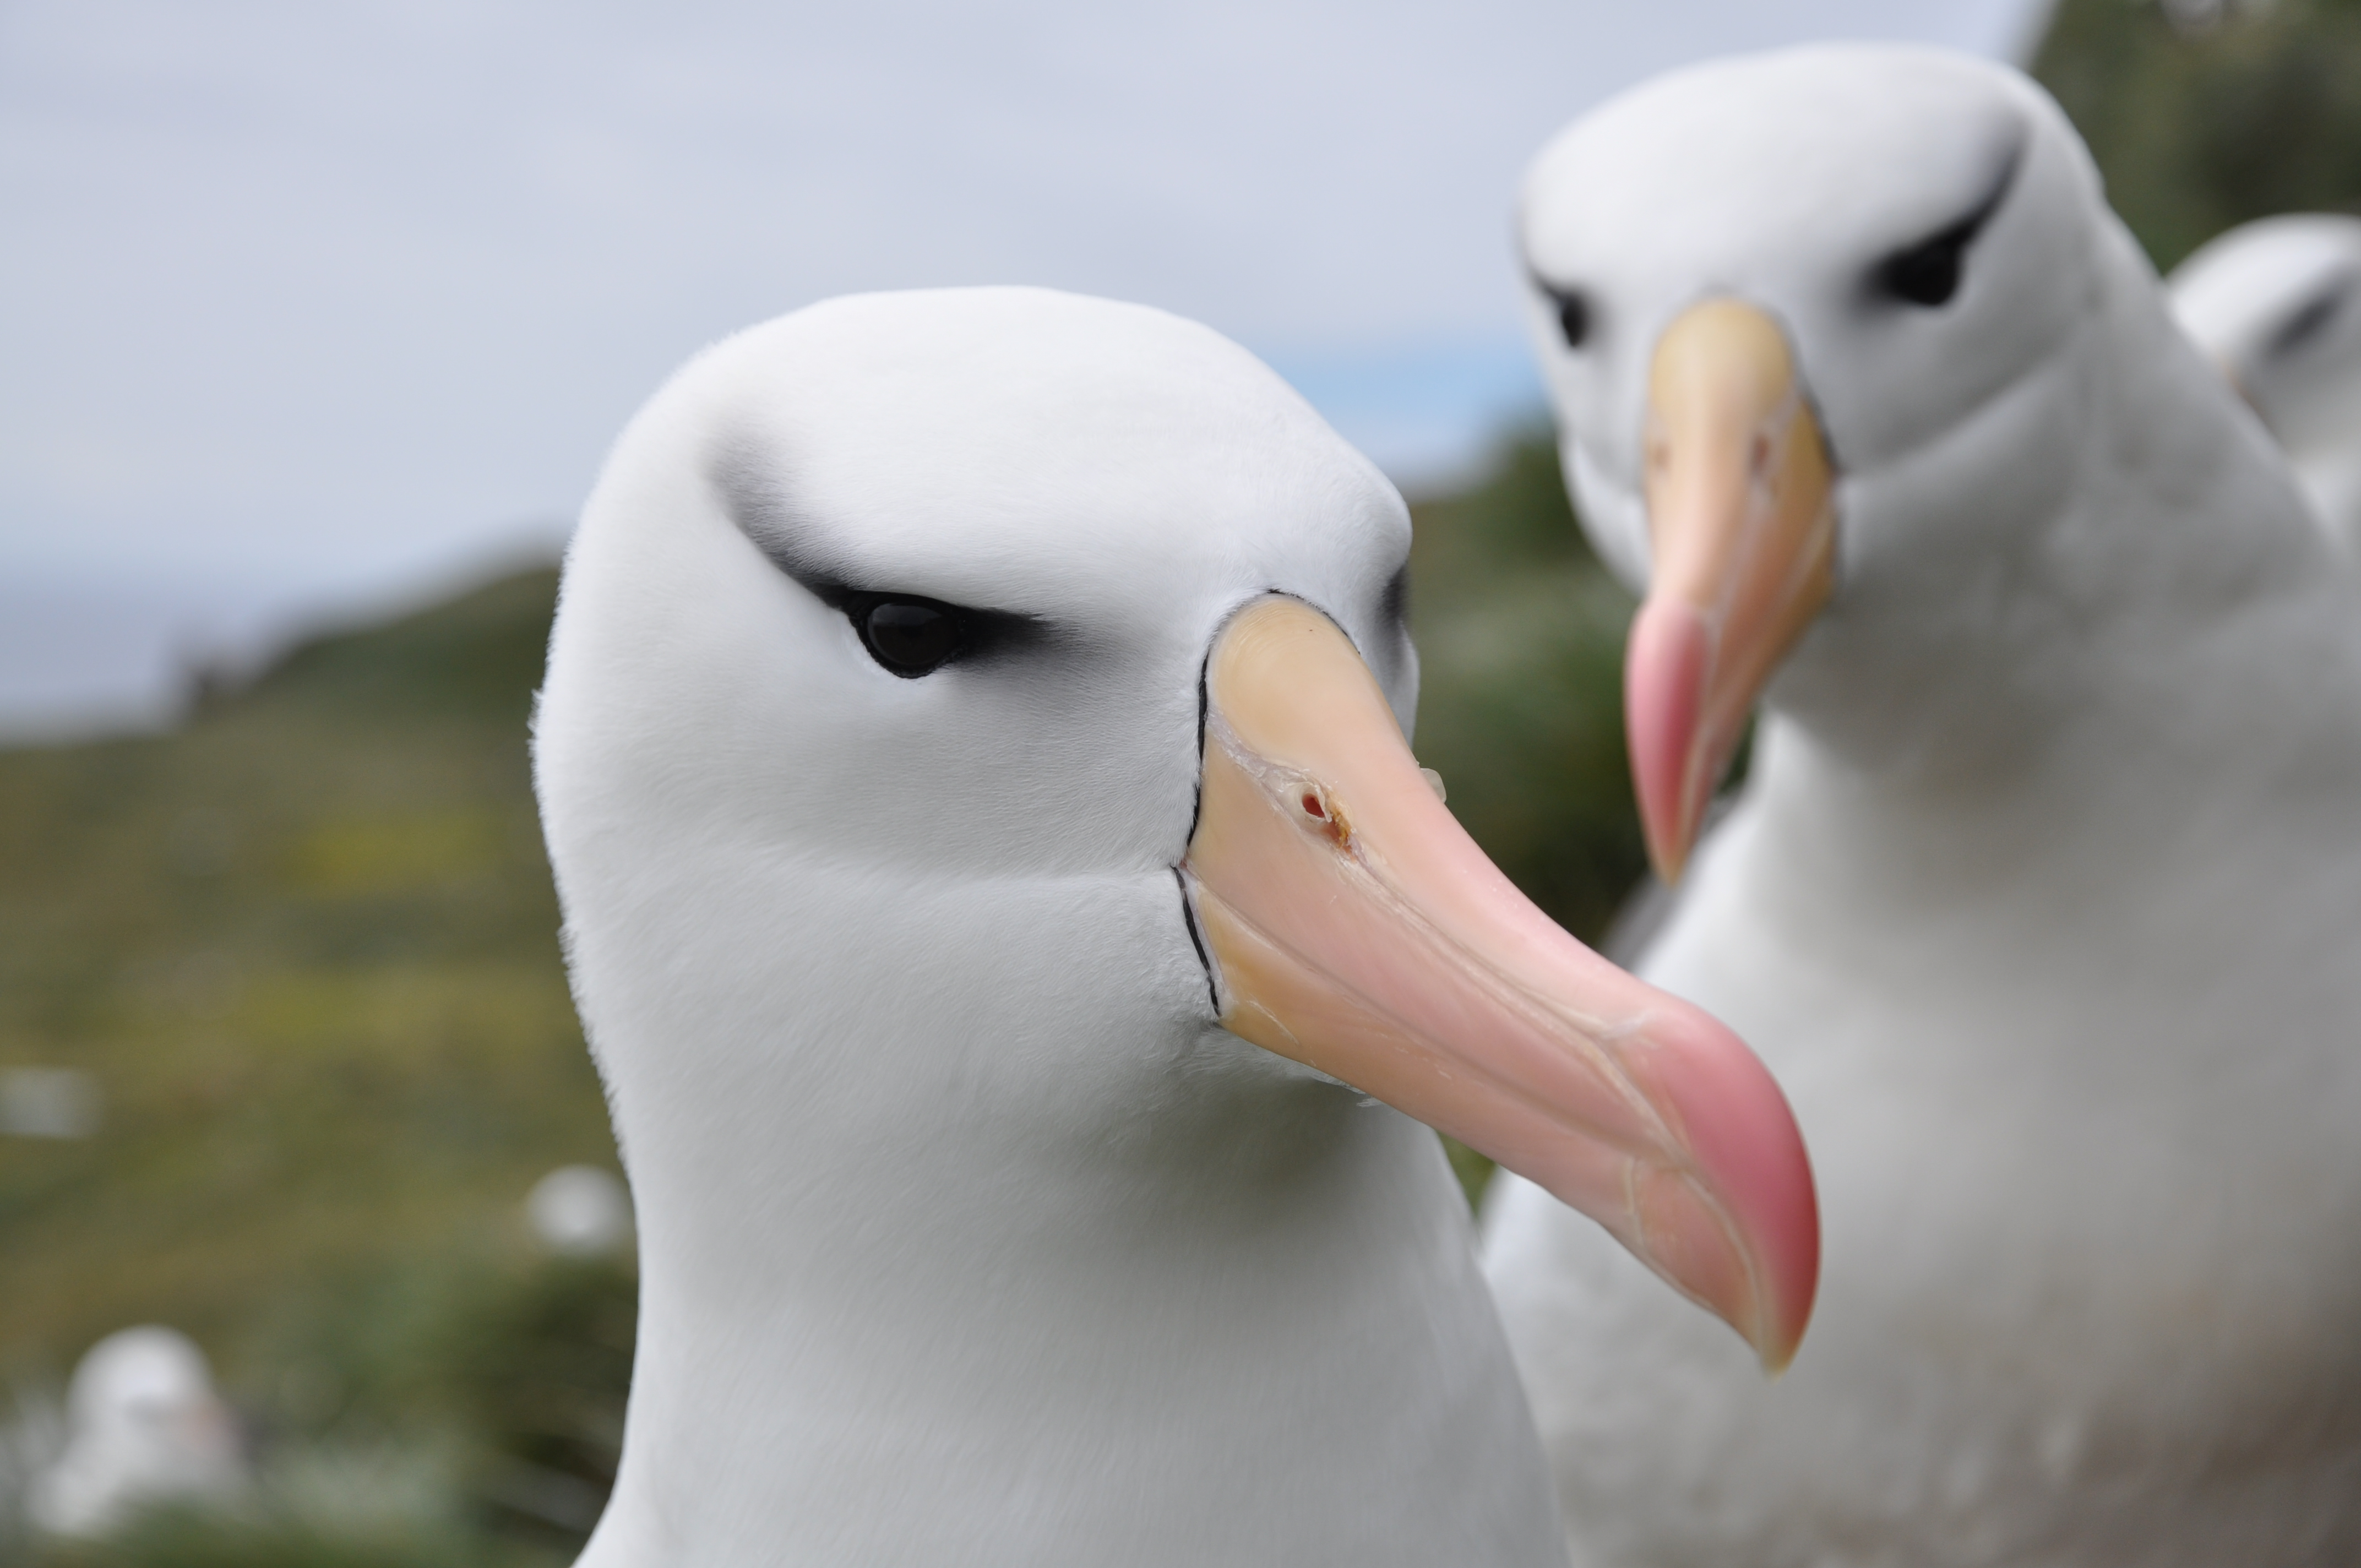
526,1164 -> 634,1258
533,286 -> 1820,1566
29,1326 -> 246,1539
2170,213 -> 2361,553
1483,46 -> 2361,1566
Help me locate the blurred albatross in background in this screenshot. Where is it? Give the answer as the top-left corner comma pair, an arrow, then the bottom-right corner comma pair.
1485,44 -> 2361,1566
2170,213 -> 2361,554
29,1326 -> 247,1539
532,287 -> 1818,1565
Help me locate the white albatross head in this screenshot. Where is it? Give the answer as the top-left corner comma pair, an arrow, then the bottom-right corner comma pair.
540,290 -> 1823,1558
534,287 -> 1817,1387
1518,45 -> 2289,878
2169,213 -> 2361,552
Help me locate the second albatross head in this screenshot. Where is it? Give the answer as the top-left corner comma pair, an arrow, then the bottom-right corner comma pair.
536,286 -> 1816,1374
1521,46 -> 2133,878
2170,213 -> 2361,552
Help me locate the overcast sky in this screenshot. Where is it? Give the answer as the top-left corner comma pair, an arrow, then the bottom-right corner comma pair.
0,0 -> 2044,732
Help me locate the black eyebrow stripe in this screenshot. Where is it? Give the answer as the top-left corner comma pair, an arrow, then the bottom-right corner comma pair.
1896,140 -> 2025,259
2267,270 -> 2358,359
706,426 -> 857,601
704,426 -> 1052,645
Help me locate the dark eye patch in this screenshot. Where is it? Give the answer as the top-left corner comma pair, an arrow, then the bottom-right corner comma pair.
704,433 -> 1050,679
1528,271 -> 1593,350
1552,288 -> 1591,350
1868,156 -> 2018,311
2267,279 -> 2352,361
814,588 -> 1049,679
1876,225 -> 1974,307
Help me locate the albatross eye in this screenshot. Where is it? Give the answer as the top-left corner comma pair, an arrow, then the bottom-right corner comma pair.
855,598 -> 964,677
1875,225 -> 1973,308
1549,287 -> 1592,349
1871,178 -> 2011,312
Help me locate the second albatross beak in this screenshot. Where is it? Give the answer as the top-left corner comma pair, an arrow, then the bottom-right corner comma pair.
1182,594 -> 1818,1369
1626,298 -> 1838,881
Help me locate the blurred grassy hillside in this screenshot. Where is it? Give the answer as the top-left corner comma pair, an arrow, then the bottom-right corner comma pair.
0,431 -> 1641,1563
0,574 -> 628,1564
0,571 -> 614,1375
2033,0 -> 2361,270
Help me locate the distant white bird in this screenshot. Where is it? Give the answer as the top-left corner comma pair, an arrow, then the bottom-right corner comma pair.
29,1327 -> 246,1538
532,286 -> 1818,1565
0,1068 -> 99,1139
527,1164 -> 635,1257
2170,213 -> 2361,552
1484,45 -> 2361,1566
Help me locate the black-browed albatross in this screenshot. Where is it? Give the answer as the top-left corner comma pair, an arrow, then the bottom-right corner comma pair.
533,286 -> 1820,1566
1485,42 -> 2361,1567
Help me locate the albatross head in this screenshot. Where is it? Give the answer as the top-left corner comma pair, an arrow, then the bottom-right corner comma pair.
1521,46 -> 2153,878
2170,214 -> 2361,547
535,287 -> 1816,1382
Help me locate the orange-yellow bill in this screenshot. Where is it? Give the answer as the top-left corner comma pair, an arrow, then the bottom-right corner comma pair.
1182,594 -> 1818,1369
1628,298 -> 1837,881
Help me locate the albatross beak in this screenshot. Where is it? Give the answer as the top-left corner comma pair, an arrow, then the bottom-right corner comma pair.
1627,298 -> 1837,881
1182,594 -> 1818,1369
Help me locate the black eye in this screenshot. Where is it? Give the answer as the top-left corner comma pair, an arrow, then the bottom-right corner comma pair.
854,597 -> 965,677
1870,160 -> 2017,311
1554,290 -> 1591,349
1875,223 -> 1974,308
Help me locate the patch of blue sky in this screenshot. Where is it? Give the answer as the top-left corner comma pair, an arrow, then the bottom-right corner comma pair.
1266,336 -> 1551,494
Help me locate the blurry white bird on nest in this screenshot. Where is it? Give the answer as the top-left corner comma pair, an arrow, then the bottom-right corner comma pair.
2170,213 -> 2361,554
532,286 -> 1820,1566
29,1326 -> 247,1539
1482,44 -> 2361,1568
526,1164 -> 635,1259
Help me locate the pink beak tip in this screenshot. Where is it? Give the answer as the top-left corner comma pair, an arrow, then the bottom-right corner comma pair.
1643,997 -> 1822,1370
1625,599 -> 1713,883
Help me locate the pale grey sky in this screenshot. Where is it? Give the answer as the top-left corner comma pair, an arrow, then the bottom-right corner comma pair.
0,0 -> 2044,732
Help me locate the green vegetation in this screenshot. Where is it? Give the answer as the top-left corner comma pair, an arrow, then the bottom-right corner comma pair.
0,571 -> 622,1565
0,569 -> 609,1370
2032,0 -> 2361,271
